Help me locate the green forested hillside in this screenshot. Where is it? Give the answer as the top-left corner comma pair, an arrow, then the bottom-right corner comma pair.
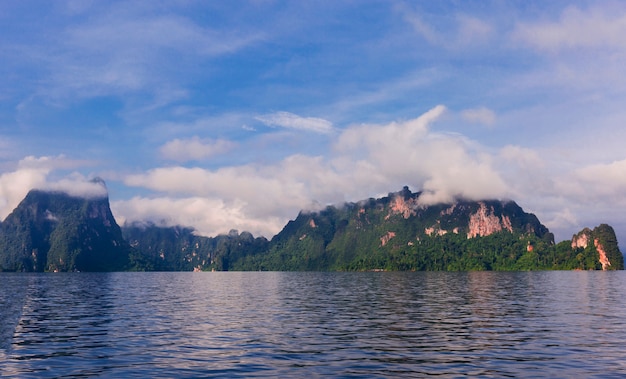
0,189 -> 130,272
122,224 -> 269,271
230,188 -> 623,271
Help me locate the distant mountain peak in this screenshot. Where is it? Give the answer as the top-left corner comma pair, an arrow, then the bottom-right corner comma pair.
0,185 -> 130,272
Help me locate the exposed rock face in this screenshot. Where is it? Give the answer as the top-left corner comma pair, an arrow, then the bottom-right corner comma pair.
425,226 -> 448,236
467,202 -> 514,238
595,238 -> 611,270
386,187 -> 418,219
571,228 -> 591,249
380,231 -> 396,246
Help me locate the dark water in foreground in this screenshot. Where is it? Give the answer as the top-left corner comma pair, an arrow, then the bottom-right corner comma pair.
0,271 -> 625,378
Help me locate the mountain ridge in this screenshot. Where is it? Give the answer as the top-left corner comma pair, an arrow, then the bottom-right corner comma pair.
0,184 -> 622,271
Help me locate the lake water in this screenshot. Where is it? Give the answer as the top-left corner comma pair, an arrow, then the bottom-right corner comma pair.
1,271 -> 625,378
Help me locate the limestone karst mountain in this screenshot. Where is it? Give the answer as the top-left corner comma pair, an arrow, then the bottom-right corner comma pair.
0,184 -> 622,271
0,186 -> 130,272
231,187 -> 623,271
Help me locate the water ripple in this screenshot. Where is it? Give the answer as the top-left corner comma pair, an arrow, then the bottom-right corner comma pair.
0,271 -> 625,377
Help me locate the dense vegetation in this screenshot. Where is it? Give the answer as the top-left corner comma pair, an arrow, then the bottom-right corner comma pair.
233,227 -> 623,271
122,224 -> 268,271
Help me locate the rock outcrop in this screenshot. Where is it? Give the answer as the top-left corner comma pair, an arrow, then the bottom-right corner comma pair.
570,225 -> 624,270
467,202 -> 514,238
386,187 -> 418,219
571,228 -> 591,249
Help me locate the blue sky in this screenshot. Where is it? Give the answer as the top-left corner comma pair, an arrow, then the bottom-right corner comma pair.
1,1 -> 626,244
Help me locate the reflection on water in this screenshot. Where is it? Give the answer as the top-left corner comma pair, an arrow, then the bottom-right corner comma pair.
0,271 -> 625,377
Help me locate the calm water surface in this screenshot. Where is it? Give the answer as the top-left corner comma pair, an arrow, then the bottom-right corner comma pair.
0,271 -> 625,378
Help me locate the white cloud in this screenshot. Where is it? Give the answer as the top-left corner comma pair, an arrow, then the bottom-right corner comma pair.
488,146 -> 626,241
512,5 -> 626,52
160,137 -> 236,162
0,167 -> 48,219
461,107 -> 496,126
334,105 -> 509,205
40,175 -> 108,199
255,111 -> 334,134
122,105 -> 512,237
111,196 -> 286,238
0,156 -> 106,220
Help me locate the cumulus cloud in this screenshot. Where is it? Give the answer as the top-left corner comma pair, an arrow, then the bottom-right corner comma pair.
0,156 -> 107,220
121,105 -> 512,237
255,111 -> 334,134
461,107 -> 496,126
0,166 -> 48,219
334,105 -> 509,204
160,137 -> 236,162
111,196 -> 287,238
124,158 -> 324,218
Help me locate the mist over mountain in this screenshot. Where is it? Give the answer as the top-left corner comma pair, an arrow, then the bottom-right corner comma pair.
0,183 -> 622,272
231,187 -> 623,271
0,186 -> 130,272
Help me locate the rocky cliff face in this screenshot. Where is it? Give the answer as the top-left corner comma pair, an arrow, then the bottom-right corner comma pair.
467,202 -> 514,238
385,188 -> 418,219
571,229 -> 591,249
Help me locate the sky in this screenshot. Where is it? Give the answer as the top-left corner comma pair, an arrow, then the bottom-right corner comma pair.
1,1 -> 626,245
